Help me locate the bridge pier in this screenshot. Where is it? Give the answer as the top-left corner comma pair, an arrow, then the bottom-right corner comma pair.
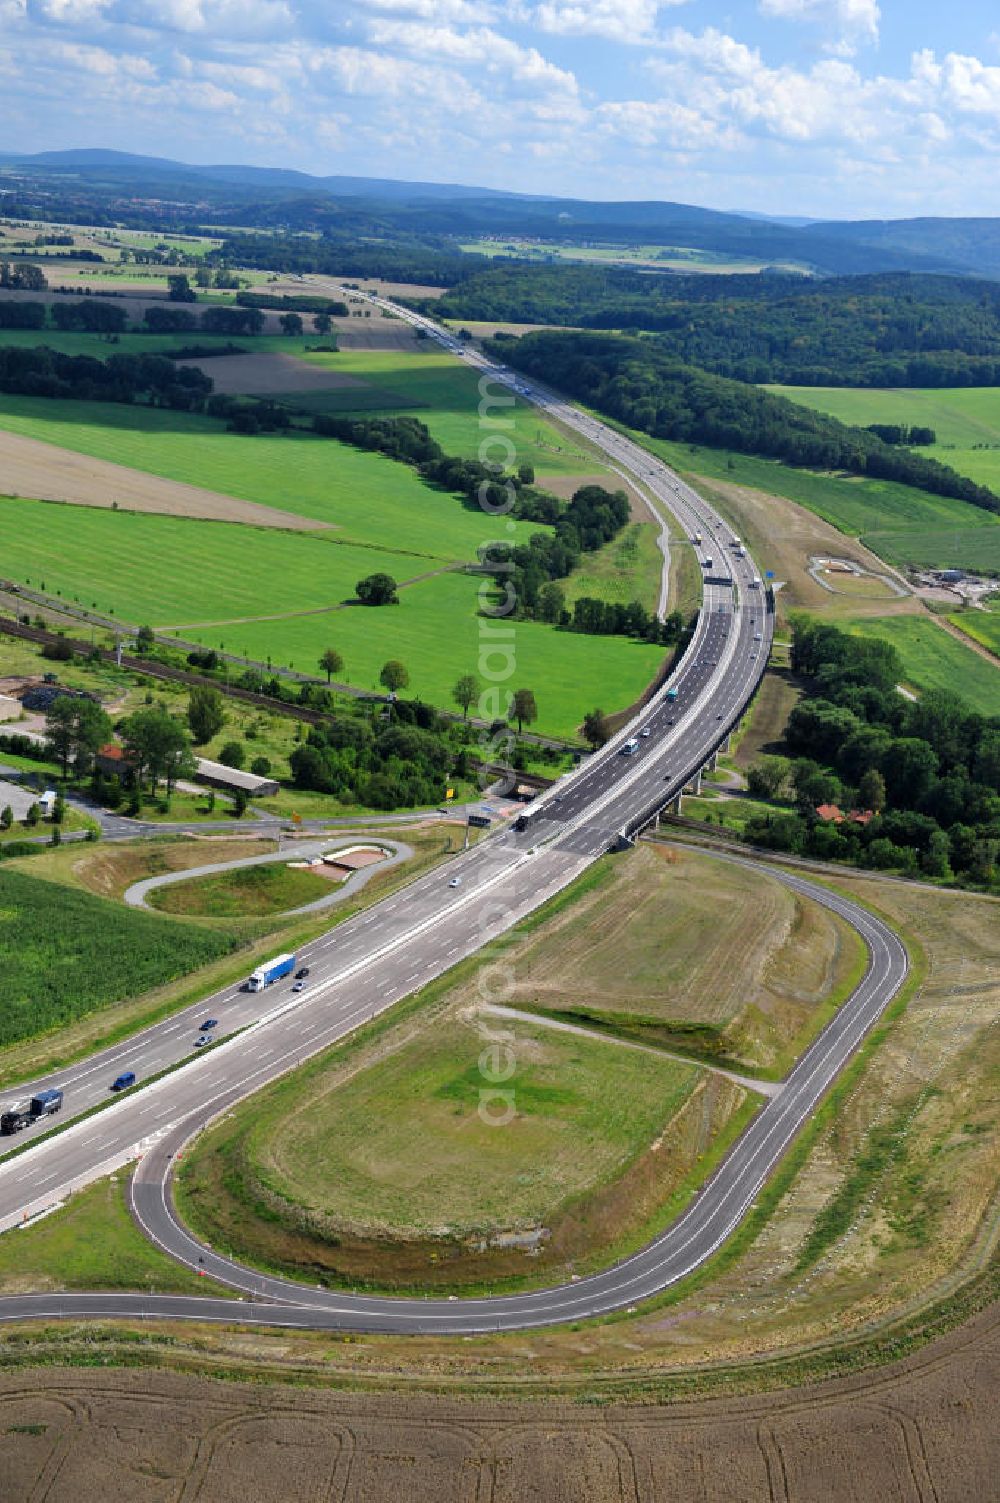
685,769 -> 702,795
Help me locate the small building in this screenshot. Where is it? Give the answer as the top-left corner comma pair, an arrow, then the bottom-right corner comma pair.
847,808 -> 875,826
37,790 -> 58,816
194,757 -> 280,799
815,803 -> 844,824
95,745 -> 129,781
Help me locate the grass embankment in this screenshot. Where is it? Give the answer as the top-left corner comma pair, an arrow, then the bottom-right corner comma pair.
176,998 -> 736,1293
845,614 -> 1000,714
0,494 -> 663,739
0,1173 -> 230,1297
148,860 -> 336,918
560,520 -> 663,614
506,843 -> 865,1079
0,866 -> 237,1050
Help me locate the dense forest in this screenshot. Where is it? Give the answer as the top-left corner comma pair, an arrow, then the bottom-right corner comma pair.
736,620 -> 1000,886
0,345 -> 212,407
432,267 -> 1000,387
486,329 -> 1000,512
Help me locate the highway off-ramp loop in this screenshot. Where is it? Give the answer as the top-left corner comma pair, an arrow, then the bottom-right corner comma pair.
0,849 -> 908,1335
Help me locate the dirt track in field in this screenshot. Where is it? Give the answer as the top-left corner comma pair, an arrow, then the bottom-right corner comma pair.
1,1297 -> 995,1500
0,429 -> 331,530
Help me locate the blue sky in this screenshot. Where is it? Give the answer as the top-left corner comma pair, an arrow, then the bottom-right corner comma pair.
1,1 -> 999,217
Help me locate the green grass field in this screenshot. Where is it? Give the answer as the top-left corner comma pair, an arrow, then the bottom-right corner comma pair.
0,1174 -> 230,1296
948,603 -> 1000,657
149,861 -> 335,918
631,428 -> 1000,574
0,329 -> 321,359
846,615 -> 1000,713
766,385 -> 1000,494
0,495 -> 664,737
457,238 -> 805,275
0,394 -> 544,562
560,520 -> 663,611
0,866 -> 238,1048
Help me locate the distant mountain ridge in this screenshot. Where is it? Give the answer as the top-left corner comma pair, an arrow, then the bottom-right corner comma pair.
1,147 -> 998,278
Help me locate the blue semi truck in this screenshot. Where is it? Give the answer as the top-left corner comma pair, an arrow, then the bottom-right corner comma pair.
246,952 -> 296,993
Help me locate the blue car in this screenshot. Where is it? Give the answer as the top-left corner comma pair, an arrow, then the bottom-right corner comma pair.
111,1071 -> 136,1091
199,1018 -> 218,1032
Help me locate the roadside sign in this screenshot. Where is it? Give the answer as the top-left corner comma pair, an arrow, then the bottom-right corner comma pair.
445,787 -> 455,800
765,570 -> 775,578
292,811 -> 302,824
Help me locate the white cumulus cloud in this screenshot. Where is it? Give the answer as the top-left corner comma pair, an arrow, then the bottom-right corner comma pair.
531,0 -> 689,43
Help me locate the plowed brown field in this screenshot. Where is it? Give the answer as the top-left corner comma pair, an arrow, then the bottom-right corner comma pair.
0,1299 -> 995,1501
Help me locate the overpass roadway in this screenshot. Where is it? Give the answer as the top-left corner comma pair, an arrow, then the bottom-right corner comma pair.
0,314 -> 850,1334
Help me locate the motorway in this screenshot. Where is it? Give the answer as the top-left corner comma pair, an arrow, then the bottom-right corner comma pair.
0,304 -> 908,1333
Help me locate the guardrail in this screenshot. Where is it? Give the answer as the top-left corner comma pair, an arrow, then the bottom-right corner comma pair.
619,595 -> 775,842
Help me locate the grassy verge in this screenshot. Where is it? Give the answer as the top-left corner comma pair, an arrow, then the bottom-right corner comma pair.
0,1172 -> 231,1297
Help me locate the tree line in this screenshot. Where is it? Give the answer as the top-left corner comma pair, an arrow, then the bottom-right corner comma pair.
485,330 -> 1000,515
0,345 -> 212,408
736,619 -> 1000,885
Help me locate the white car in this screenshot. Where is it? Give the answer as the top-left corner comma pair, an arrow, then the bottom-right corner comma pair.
449,877 -> 462,888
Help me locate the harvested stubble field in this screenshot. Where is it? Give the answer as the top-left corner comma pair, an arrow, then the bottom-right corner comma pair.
508,845 -> 864,1076
0,1320 -> 996,1503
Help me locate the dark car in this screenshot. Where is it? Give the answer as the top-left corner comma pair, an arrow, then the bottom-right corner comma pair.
295,967 -> 310,980
111,1071 -> 136,1091
199,1018 -> 218,1032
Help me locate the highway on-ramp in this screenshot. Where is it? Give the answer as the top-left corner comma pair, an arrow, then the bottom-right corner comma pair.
0,308 -> 909,1333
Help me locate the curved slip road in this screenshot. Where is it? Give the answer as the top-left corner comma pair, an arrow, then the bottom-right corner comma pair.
0,849 -> 908,1333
